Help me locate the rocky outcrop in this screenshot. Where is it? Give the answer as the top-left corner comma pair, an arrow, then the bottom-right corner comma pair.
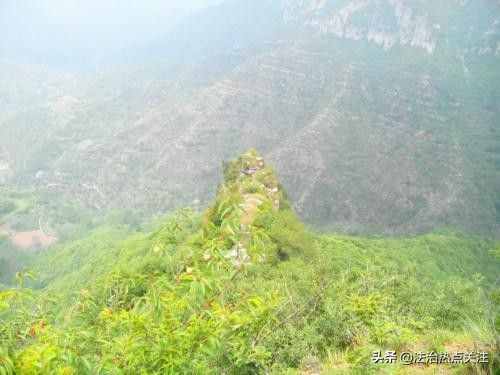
203,149 -> 297,266
282,0 -> 500,57
283,0 -> 437,53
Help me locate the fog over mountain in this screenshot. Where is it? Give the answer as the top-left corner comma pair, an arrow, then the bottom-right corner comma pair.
1,0 -> 499,236
0,0 -> 222,68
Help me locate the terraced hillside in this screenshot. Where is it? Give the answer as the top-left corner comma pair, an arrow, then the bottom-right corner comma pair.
1,0 -> 499,235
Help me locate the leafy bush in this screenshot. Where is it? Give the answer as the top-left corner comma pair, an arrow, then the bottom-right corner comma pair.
252,206 -> 314,260
242,180 -> 262,194
1,152 -> 499,373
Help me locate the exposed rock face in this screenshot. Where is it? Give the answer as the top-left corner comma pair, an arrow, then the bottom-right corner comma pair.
224,243 -> 251,268
282,0 -> 500,56
288,0 -> 436,53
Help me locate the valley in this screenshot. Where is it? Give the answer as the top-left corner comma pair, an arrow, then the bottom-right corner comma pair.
1,1 -> 499,236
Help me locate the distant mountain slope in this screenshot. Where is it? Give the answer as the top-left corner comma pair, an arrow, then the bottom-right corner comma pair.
0,0 -> 224,68
0,0 -> 499,234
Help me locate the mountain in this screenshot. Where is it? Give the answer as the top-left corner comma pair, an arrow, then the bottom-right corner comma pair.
1,151 -> 499,373
1,0 -> 500,235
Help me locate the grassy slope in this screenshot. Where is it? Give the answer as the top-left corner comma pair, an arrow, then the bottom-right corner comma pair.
0,153 -> 499,374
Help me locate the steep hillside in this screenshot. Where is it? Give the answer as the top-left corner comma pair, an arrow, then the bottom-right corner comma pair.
1,151 -> 499,373
1,0 -> 499,235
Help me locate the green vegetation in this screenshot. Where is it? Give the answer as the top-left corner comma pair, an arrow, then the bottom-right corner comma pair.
0,199 -> 15,217
0,238 -> 32,287
0,190 -> 34,220
0,152 -> 499,374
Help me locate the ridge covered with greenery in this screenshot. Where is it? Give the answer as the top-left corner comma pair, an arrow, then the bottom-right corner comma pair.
1,150 -> 499,374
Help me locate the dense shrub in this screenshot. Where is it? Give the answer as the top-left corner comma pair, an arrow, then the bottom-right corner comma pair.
1,151 -> 499,373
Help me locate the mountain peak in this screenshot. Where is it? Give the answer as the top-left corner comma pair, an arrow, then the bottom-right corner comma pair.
202,149 -> 307,267
221,148 -> 285,214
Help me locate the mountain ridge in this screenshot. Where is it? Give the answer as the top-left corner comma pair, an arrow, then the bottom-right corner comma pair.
0,0 -> 499,235
1,149 -> 498,373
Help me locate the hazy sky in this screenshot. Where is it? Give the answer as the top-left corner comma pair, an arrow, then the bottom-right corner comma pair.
0,0 -> 222,66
